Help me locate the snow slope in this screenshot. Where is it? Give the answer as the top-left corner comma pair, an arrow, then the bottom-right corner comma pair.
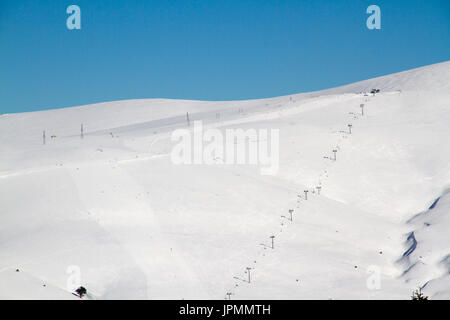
0,61 -> 449,299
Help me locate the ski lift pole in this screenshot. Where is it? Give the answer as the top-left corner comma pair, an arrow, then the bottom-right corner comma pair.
246,267 -> 251,283
316,186 -> 322,195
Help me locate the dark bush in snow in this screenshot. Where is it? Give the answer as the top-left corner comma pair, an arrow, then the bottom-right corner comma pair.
76,286 -> 87,298
411,288 -> 428,300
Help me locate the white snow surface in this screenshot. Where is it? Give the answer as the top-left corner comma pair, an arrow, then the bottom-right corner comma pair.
1,61 -> 449,299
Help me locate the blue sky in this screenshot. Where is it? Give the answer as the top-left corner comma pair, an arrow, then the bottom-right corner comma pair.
0,0 -> 449,114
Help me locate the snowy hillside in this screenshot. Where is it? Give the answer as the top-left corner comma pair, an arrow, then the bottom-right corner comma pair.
0,61 -> 449,299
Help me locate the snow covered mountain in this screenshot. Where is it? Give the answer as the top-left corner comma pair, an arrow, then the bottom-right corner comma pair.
1,61 -> 449,299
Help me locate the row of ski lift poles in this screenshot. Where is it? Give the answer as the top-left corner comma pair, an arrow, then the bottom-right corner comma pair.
332,106 -> 362,157
41,104 -> 251,145
227,102 -> 366,299
42,102 -> 261,144
186,107 -> 246,127
42,103 -> 364,144
227,189 -> 318,299
229,184 -> 322,299
42,105 -> 251,145
41,107 -> 239,144
326,104 -> 364,160
42,124 -> 84,145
